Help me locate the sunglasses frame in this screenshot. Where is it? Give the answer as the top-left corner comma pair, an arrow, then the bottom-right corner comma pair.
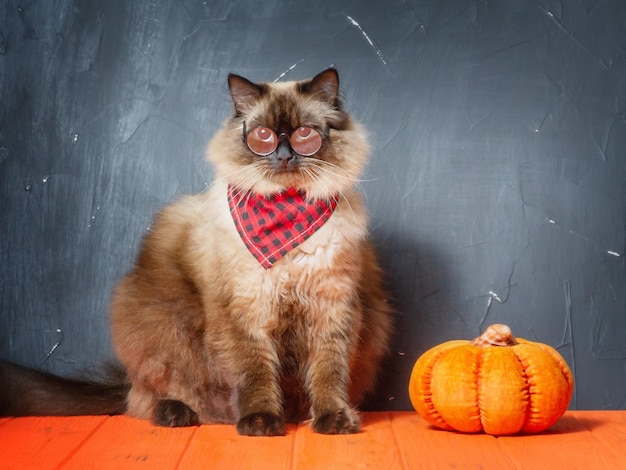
242,121 -> 329,157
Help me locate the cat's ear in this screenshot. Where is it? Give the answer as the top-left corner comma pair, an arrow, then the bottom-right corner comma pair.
301,68 -> 340,106
228,74 -> 264,114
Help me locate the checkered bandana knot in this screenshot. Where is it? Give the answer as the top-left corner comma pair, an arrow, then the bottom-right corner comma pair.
228,185 -> 338,269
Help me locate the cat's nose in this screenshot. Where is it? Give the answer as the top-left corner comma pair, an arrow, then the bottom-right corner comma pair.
275,141 -> 295,162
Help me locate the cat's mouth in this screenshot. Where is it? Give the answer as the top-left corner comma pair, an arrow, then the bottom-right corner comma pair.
267,146 -> 302,174
271,156 -> 298,173
264,154 -> 312,188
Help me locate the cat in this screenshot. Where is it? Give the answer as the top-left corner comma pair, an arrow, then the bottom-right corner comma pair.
0,68 -> 392,436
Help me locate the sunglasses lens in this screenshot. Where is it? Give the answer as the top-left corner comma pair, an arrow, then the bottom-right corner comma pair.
247,127 -> 278,156
291,126 -> 323,156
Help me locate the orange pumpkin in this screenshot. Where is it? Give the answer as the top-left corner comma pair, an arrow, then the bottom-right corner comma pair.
408,324 -> 574,435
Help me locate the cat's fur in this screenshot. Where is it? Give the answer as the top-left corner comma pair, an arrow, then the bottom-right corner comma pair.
0,69 -> 392,436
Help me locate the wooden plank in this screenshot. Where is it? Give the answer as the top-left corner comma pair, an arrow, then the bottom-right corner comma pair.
497,413 -> 626,469
179,422 -> 296,469
1,411 -> 625,469
570,410 -> 626,444
389,412 -> 516,470
61,415 -> 196,469
0,415 -> 108,470
293,412 -> 405,469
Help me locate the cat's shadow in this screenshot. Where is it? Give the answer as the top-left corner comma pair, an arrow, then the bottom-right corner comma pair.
362,230 -> 458,412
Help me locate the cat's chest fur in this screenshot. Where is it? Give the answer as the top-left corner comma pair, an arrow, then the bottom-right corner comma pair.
163,177 -> 368,330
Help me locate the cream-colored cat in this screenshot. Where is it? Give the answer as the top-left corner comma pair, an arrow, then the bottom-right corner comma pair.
0,69 -> 392,436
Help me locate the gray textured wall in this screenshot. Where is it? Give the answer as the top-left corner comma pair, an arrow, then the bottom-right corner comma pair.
1,0 -> 625,411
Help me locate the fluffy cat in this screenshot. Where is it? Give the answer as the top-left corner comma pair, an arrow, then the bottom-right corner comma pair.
0,68 -> 392,436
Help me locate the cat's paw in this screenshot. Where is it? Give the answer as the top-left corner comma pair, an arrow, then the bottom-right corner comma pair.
236,412 -> 286,436
312,407 -> 361,434
153,399 -> 200,427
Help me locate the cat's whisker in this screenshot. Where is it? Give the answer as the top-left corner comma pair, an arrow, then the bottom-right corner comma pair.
337,189 -> 357,219
301,162 -> 355,197
300,166 -> 331,197
309,158 -> 377,185
316,170 -> 357,217
223,161 -> 272,194
298,167 -> 357,220
305,160 -> 362,183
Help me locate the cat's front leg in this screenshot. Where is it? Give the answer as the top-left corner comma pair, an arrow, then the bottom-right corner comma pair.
307,304 -> 361,434
229,335 -> 286,436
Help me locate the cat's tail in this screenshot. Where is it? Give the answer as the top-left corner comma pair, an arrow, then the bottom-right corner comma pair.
0,360 -> 129,417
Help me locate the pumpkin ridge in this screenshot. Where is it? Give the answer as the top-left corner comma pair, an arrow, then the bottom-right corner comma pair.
431,346 -> 483,433
515,341 -> 574,433
420,348 -> 451,429
476,348 -> 486,433
408,341 -> 466,431
514,343 -> 567,433
525,341 -> 575,395
511,347 -> 533,431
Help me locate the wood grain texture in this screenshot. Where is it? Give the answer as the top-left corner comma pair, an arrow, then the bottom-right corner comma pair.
61,416 -> 196,469
498,412 -> 626,470
390,412 -> 517,469
1,412 -> 625,469
179,423 -> 296,469
293,413 -> 404,469
0,416 -> 108,469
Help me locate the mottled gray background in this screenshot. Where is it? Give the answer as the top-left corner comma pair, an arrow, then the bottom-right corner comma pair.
1,0 -> 625,411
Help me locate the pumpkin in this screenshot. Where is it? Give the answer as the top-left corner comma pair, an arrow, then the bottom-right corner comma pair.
408,324 -> 574,435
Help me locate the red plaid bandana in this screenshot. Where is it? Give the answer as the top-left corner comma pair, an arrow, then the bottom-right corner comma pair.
228,185 -> 338,269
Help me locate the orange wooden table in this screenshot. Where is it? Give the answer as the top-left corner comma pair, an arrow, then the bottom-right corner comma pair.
0,411 -> 625,469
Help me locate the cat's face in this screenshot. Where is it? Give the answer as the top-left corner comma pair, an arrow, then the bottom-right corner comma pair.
207,69 -> 369,199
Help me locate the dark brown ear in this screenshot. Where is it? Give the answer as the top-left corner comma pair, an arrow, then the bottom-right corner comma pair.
228,73 -> 264,113
301,68 -> 340,106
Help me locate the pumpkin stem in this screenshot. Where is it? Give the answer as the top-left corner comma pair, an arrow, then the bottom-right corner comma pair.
471,324 -> 519,347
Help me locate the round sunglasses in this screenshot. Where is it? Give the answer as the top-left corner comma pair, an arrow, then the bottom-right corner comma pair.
243,121 -> 325,157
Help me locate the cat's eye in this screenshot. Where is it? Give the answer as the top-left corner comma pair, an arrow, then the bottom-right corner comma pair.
244,123 -> 324,157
